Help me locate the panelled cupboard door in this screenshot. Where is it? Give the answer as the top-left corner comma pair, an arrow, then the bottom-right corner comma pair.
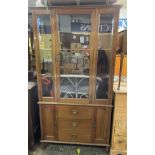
33,10 -> 57,102
94,107 -> 111,144
40,105 -> 56,140
54,9 -> 95,104
94,8 -> 119,104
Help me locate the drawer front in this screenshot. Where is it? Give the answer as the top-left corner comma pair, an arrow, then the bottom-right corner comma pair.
58,129 -> 92,143
110,150 -> 127,155
115,106 -> 127,115
115,108 -> 127,120
114,120 -> 127,136
58,118 -> 92,130
113,136 -> 127,150
57,106 -> 93,119
115,94 -> 127,108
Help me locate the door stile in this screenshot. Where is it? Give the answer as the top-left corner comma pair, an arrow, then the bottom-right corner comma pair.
88,9 -> 95,104
91,9 -> 100,104
53,10 -> 61,102
109,7 -> 120,104
51,9 -> 58,102
32,12 -> 42,101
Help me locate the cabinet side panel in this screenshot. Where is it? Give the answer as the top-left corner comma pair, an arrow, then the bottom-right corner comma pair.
110,92 -> 127,154
41,105 -> 55,140
94,108 -> 110,144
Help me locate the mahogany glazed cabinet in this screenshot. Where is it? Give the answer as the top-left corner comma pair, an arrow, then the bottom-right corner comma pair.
32,5 -> 120,151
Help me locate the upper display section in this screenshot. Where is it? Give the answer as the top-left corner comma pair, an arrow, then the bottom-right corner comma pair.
32,7 -> 120,103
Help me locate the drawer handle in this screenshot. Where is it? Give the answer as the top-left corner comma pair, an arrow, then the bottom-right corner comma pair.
71,110 -> 78,115
71,134 -> 78,139
118,140 -> 123,143
72,122 -> 77,127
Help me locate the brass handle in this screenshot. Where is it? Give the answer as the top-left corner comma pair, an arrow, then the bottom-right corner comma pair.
71,134 -> 78,139
72,122 -> 77,127
71,110 -> 78,115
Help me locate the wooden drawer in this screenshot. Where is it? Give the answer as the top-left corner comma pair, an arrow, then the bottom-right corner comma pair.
58,118 -> 92,130
113,136 -> 127,150
58,129 -> 92,143
114,120 -> 127,136
110,149 -> 127,155
115,106 -> 126,114
115,94 -> 127,108
115,111 -> 127,120
56,106 -> 93,119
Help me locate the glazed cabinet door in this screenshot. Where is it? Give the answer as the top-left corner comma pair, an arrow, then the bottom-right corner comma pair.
93,8 -> 119,104
54,9 -> 95,104
94,107 -> 112,144
40,105 -> 56,140
33,10 -> 56,101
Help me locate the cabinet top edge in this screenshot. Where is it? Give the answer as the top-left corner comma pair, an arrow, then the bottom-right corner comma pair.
29,5 -> 121,10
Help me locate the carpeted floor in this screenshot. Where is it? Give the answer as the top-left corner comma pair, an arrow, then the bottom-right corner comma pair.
29,143 -> 108,155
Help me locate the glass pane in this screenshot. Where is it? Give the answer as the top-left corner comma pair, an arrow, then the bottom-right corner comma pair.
98,14 -> 114,50
58,15 -> 91,50
59,50 -> 90,99
58,15 -> 91,98
37,15 -> 54,97
96,14 -> 114,99
58,14 -> 91,99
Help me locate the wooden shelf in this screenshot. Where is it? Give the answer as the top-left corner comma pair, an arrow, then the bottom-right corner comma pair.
60,49 -> 91,51
40,48 -> 52,51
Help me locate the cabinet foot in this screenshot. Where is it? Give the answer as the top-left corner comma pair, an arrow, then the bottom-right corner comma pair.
41,142 -> 46,155
105,146 -> 110,153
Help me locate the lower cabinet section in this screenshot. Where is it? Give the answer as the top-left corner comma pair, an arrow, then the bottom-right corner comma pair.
40,104 -> 112,145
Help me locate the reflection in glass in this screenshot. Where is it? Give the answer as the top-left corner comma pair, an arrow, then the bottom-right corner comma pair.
96,49 -> 109,99
59,50 -> 90,99
96,14 -> 114,99
58,15 -> 91,50
37,15 -> 54,97
60,75 -> 89,99
98,14 -> 114,50
60,51 -> 89,75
